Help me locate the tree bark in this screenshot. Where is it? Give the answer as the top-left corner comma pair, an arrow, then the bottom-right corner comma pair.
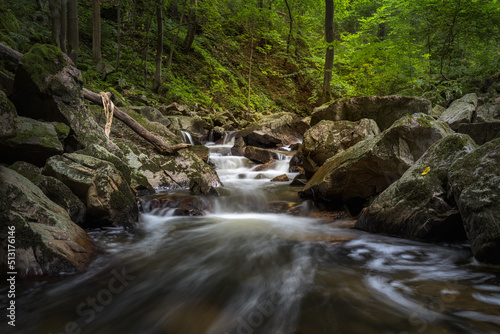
60,0 -> 68,54
283,0 -> 293,65
67,0 -> 79,64
92,0 -> 102,66
49,0 -> 62,49
152,0 -> 163,93
322,0 -> 334,103
115,0 -> 122,71
183,0 -> 197,50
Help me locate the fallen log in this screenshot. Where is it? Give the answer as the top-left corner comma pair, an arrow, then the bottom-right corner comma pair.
0,42 -> 190,154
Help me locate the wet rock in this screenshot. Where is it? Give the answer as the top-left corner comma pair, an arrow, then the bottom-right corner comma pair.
355,134 -> 477,241
0,90 -> 17,140
244,146 -> 281,164
0,166 -> 97,277
299,114 -> 454,214
311,95 -> 431,130
439,93 -> 478,130
252,159 -> 277,172
474,102 -> 500,123
448,138 -> 500,265
0,116 -> 64,166
162,116 -> 211,144
457,122 -> 500,145
239,112 -> 309,148
190,177 -> 220,196
231,136 -> 246,156
12,44 -> 114,151
300,119 -> 380,177
270,174 -> 290,182
9,161 -> 87,225
431,105 -> 446,118
140,194 -> 212,216
188,145 -> 210,163
43,153 -> 138,228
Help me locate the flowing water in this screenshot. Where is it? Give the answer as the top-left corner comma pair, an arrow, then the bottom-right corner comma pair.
2,143 -> 500,334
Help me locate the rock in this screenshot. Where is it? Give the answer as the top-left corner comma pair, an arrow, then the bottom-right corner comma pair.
239,112 -> 309,148
139,106 -> 165,122
213,110 -> 239,130
474,102 -> 500,123
43,153 -> 138,228
231,136 -> 246,156
355,134 -> 477,241
0,116 -> 64,166
9,161 -> 87,225
0,70 -> 14,95
140,194 -> 212,216
0,166 -> 97,277
0,90 -> 17,140
300,119 -> 380,177
457,122 -> 500,145
190,177 -> 220,196
448,138 -> 500,265
188,145 -> 210,163
162,115 -> 211,144
299,113 -> 454,215
252,159 -> 277,172
270,174 -> 290,182
311,95 -> 431,130
12,44 -> 113,151
438,93 -> 478,130
431,105 -> 447,118
244,146 -> 281,164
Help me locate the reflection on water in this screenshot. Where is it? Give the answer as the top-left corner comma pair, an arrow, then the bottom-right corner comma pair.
1,144 -> 500,334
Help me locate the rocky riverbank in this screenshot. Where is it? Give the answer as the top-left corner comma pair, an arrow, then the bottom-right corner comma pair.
1,43 -> 500,278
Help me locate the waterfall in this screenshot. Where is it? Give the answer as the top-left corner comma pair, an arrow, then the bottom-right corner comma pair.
180,130 -> 194,145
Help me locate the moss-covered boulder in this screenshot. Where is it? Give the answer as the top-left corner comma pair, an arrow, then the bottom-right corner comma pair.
457,122 -> 500,145
238,112 -> 309,148
0,166 -> 97,277
448,138 -> 500,265
438,93 -> 478,130
12,44 -> 113,151
0,90 -> 17,140
298,118 -> 380,177
355,134 -> 477,241
299,114 -> 454,214
9,161 -> 87,225
474,102 -> 500,123
162,115 -> 211,145
0,116 -> 64,166
310,95 -> 431,130
43,153 -> 138,228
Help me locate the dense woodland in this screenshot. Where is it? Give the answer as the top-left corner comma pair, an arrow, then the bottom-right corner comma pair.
1,0 -> 499,115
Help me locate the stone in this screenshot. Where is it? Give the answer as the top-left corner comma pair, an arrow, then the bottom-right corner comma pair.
9,161 -> 87,225
474,102 -> 500,123
311,95 -> 431,130
300,118 -> 380,177
438,93 -> 478,130
161,115 -> 211,144
299,113 -> 454,214
0,90 -> 17,140
230,136 -> 246,156
431,105 -> 447,118
43,153 -> 138,228
355,134 -> 477,241
239,112 -> 309,148
0,116 -> 63,166
0,166 -> 97,277
457,122 -> 500,145
448,138 -> 500,265
270,174 -> 290,182
244,146 -> 281,164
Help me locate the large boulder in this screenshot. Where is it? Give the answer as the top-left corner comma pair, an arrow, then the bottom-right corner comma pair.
298,119 -> 380,177
310,95 -> 431,130
473,102 -> 500,123
162,115 -> 211,144
244,146 -> 282,164
299,114 -> 454,214
9,161 -> 87,225
0,116 -> 64,166
438,93 -> 478,130
238,112 -> 309,148
457,122 -> 500,145
355,134 -> 477,241
12,44 -> 114,151
43,153 -> 138,228
448,138 -> 500,265
0,166 -> 97,277
0,90 -> 17,140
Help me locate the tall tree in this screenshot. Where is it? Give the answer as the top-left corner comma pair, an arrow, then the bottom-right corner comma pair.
322,0 -> 334,102
92,0 -> 102,66
183,0 -> 197,50
152,0 -> 164,92
67,0 -> 79,64
115,0 -> 122,70
48,0 -> 61,49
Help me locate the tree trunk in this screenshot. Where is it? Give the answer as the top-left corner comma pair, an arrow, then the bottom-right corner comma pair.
92,0 -> 102,66
152,0 -> 163,93
115,0 -> 122,71
67,0 -> 79,64
60,0 -> 68,54
322,0 -> 334,103
183,0 -> 197,50
283,0 -> 293,65
49,0 -> 61,49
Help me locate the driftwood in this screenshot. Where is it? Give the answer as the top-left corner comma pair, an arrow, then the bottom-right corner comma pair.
0,42 -> 190,154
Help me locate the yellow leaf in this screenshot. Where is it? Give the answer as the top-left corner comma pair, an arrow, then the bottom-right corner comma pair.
421,167 -> 431,175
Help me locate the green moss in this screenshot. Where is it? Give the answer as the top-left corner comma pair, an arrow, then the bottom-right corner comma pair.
23,44 -> 68,88
52,122 -> 70,140
109,187 -> 131,210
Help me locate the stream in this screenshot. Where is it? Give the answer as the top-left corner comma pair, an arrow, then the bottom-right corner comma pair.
2,140 -> 500,334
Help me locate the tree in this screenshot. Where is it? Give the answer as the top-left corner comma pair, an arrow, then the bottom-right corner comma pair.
92,0 -> 102,66
322,0 -> 334,102
152,0 -> 164,92
67,0 -> 78,64
183,0 -> 197,50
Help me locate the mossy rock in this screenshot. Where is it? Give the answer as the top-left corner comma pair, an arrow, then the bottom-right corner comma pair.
22,44 -> 68,89
0,90 -> 17,140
